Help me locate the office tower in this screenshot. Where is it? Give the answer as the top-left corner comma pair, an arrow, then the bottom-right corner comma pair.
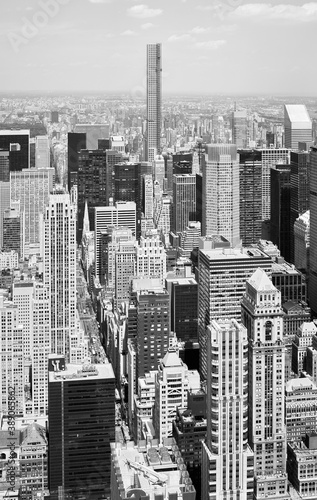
173,391 -> 207,497
195,173 -> 202,225
74,123 -> 110,149
294,210 -> 310,273
110,135 -> 125,152
290,151 -> 309,263
43,193 -> 76,359
142,174 -> 153,220
0,129 -> 30,171
134,370 -> 157,442
284,104 -> 312,150
114,162 -> 140,205
0,180 -> 10,249
270,165 -> 291,262
309,147 -> 317,313
154,192 -> 171,237
239,149 -> 262,245
202,144 -> 240,246
271,259 -> 307,304
133,280 -> 170,380
285,377 -> 317,442
198,237 -> 272,378
165,267 -> 198,344
172,174 -> 196,233
292,322 -> 317,375
110,439 -> 196,500
201,319 -> 254,500
153,154 -> 165,189
3,205 -> 24,258
95,201 -> 136,279
0,149 -> 10,181
10,168 -> 55,257
241,269 -> 289,500
146,43 -> 162,162
13,282 -> 34,373
19,422 -> 48,500
179,221 -> 201,257
232,109 -> 248,148
154,348 -> 200,442
135,230 -> 166,285
115,237 -> 136,304
67,132 -> 86,191
0,293 -> 24,416
172,152 -> 193,175
35,135 -> 50,169
261,148 -> 289,221
48,359 -> 115,499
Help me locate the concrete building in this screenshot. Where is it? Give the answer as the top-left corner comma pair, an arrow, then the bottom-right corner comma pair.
294,210 -> 310,273
241,269 -> 289,500
198,237 -> 272,379
135,230 -> 166,285
146,43 -> 162,162
285,377 -> 317,442
35,135 -> 50,169
202,144 -> 240,246
74,123 -> 110,150
292,322 -> 317,375
154,349 -> 200,442
284,104 -> 312,150
202,318 -> 253,500
287,434 -> 317,499
260,148 -> 289,221
110,438 -> 196,500
10,168 -> 54,257
309,146 -> 317,314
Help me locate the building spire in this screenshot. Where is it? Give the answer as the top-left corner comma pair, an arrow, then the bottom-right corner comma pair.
83,200 -> 90,237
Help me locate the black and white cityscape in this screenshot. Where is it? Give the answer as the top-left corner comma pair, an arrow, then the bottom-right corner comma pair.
1,1 -> 317,499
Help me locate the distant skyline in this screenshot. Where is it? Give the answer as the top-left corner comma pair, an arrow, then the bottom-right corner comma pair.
1,0 -> 317,96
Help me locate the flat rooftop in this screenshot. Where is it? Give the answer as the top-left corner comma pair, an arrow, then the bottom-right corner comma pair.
49,362 -> 114,383
200,246 -> 270,261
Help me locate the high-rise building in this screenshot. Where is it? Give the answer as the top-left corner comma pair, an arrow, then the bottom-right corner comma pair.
202,144 -> 240,246
201,319 -> 254,500
260,148 -> 290,221
309,146 -> 317,313
241,269 -> 289,500
146,43 -> 162,163
142,174 -> 154,220
2,205 -> 24,258
10,168 -> 55,257
74,124 -> 110,150
270,165 -> 291,262
43,193 -> 77,359
67,132 -> 87,191
154,348 -> 200,442
290,151 -> 310,263
239,149 -> 262,246
232,109 -> 248,148
48,359 -> 115,499
0,292 -> 24,416
135,230 -> 166,285
94,201 -> 136,280
0,180 -> 10,249
0,129 -> 30,171
172,174 -> 196,233
284,104 -> 312,150
19,422 -> 48,500
294,210 -> 310,273
198,237 -> 272,378
0,149 -> 10,181
153,154 -> 165,189
35,135 -> 50,169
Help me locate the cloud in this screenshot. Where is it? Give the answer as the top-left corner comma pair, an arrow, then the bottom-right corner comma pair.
141,22 -> 154,29
195,40 -> 226,49
190,26 -> 210,34
196,5 -> 215,11
89,0 -> 113,3
232,3 -> 317,22
168,33 -> 193,42
121,30 -> 136,36
127,4 -> 163,18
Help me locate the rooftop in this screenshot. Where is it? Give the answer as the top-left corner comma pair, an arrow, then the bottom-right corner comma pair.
248,267 -> 276,292
49,362 -> 114,383
284,104 -> 312,126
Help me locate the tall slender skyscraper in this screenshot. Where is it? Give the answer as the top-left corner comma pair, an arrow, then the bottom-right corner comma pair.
43,193 -> 77,359
309,146 -> 317,314
146,43 -> 162,163
241,269 -> 289,500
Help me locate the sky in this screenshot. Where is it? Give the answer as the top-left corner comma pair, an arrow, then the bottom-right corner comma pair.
1,0 -> 317,95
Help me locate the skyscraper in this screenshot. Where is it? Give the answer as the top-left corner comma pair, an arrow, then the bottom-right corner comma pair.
232,109 -> 248,148
146,43 -> 162,163
201,319 -> 254,500
241,269 -> 289,500
48,359 -> 115,499
309,146 -> 317,314
10,168 -> 55,257
202,144 -> 240,246
270,165 -> 291,262
284,104 -> 312,150
0,129 -> 30,171
172,174 -> 196,233
35,135 -> 50,169
239,149 -> 262,246
260,148 -> 290,221
67,132 -> 86,191
198,237 -> 272,379
43,193 -> 77,359
290,151 -> 310,263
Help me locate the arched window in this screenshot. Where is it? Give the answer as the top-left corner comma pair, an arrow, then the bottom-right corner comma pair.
265,321 -> 272,341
